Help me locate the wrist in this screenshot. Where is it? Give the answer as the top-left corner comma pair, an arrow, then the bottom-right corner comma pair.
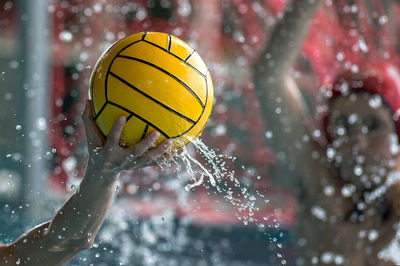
86,158 -> 119,183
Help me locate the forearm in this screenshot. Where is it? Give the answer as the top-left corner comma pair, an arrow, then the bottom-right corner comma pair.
253,0 -> 323,182
48,159 -> 118,247
254,76 -> 315,181
254,0 -> 323,141
7,101 -> 172,265
257,0 -> 323,73
12,160 -> 118,265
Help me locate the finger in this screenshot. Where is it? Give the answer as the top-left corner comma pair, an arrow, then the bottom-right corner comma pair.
129,131 -> 161,156
122,143 -> 174,170
166,149 -> 178,160
104,116 -> 126,150
158,148 -> 177,161
145,139 -> 173,160
154,149 -> 177,165
81,100 -> 104,148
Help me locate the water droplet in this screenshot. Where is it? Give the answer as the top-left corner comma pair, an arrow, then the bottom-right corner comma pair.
326,148 -> 336,160
379,15 -> 388,25
265,131 -> 273,139
321,251 -> 334,264
311,206 -> 327,221
369,95 -> 382,109
336,52 -> 344,61
59,30 -> 73,42
368,230 -> 379,242
348,114 -> 358,125
341,184 -> 356,197
353,165 -> 363,176
323,185 -> 335,196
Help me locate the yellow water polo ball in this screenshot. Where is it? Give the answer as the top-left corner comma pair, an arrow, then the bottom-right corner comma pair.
89,32 -> 214,149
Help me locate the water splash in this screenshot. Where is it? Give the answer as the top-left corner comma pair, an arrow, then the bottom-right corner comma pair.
158,138 -> 285,260
179,148 -> 216,191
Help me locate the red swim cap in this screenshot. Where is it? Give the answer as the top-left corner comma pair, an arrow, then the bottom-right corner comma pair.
323,62 -> 400,141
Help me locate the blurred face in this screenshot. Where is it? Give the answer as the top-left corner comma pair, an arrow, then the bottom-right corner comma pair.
327,93 -> 399,189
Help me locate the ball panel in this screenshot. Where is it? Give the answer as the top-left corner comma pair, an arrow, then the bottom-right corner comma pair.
186,51 -> 208,77
91,72 -> 107,116
107,74 -> 194,137
90,32 -> 144,115
96,103 -> 130,138
120,115 -> 148,147
142,125 -> 168,147
170,35 -> 193,59
110,57 -> 203,122
106,33 -> 144,58
168,72 -> 214,148
118,41 -> 208,106
143,32 -> 169,50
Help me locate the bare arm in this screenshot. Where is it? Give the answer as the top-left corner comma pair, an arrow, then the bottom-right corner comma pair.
256,0 -> 323,74
253,0 -> 324,186
1,100 -> 174,265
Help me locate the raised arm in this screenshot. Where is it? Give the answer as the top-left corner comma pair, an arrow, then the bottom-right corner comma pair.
1,100 -> 174,265
256,0 -> 323,74
253,0 -> 324,185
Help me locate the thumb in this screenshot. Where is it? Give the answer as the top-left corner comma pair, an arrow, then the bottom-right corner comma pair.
81,100 -> 104,148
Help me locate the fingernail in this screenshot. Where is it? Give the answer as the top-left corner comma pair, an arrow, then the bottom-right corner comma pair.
153,131 -> 160,138
118,116 -> 126,124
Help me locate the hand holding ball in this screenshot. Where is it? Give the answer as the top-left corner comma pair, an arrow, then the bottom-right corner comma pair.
89,32 -> 214,149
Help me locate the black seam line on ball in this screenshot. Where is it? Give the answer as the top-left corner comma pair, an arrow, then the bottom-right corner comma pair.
116,39 -> 143,57
167,34 -> 172,52
94,102 -> 108,121
107,39 -> 143,103
171,71 -> 209,139
109,71 -> 196,124
116,55 -> 205,108
140,124 -> 149,140
204,71 -> 209,114
184,49 -> 195,62
142,32 -> 147,40
141,40 -> 207,78
107,101 -> 170,138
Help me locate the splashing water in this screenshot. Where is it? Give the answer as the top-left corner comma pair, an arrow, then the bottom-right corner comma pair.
157,138 -> 286,263
179,148 -> 216,190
